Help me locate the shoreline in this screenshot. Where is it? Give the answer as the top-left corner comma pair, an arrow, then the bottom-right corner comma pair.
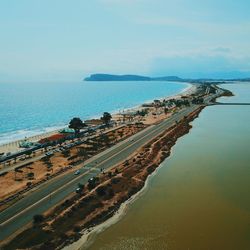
71,84 -> 242,250
62,108 -> 201,250
0,82 -> 193,153
1,106 -> 204,250
64,154 -> 167,250
0,84 -> 234,250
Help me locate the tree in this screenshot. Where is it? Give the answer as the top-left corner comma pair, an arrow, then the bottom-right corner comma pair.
100,133 -> 110,146
27,172 -> 34,180
96,185 -> 107,196
101,112 -> 112,126
69,117 -> 85,136
136,110 -> 147,117
33,214 -> 44,224
77,147 -> 87,159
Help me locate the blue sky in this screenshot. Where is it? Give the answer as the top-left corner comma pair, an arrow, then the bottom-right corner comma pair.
0,0 -> 250,81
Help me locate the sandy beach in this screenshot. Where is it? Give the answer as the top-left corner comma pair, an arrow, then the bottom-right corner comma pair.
0,83 -> 231,250
0,83 -> 195,154
0,130 -> 61,154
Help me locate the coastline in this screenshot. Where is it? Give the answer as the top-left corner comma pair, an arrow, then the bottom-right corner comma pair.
77,84 -> 250,250
0,83 -> 234,250
64,83 -> 195,250
0,82 -> 193,153
61,108 -> 202,250
64,156 -> 166,250
1,106 -> 205,250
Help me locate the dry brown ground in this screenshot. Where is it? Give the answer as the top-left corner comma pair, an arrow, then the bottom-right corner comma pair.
0,125 -> 145,203
1,107 -> 204,250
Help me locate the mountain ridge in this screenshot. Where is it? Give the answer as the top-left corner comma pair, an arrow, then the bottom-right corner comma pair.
84,73 -> 250,83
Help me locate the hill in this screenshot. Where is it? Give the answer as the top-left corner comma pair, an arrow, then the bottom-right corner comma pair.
84,73 -> 250,83
85,74 -> 151,81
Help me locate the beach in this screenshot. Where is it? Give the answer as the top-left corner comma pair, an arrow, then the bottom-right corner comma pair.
0,83 -> 229,250
0,82 -> 194,154
1,104 -> 205,249
0,81 -> 189,149
1,1 -> 249,249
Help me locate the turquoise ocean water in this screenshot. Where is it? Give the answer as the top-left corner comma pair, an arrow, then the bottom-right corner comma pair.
0,81 -> 188,145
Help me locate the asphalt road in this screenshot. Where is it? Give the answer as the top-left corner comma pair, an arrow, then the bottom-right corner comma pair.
0,104 -> 201,241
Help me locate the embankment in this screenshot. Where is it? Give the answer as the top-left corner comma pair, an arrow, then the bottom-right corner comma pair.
2,106 -> 204,250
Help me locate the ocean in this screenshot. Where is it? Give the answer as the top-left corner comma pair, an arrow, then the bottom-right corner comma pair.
87,83 -> 250,250
0,81 -> 188,145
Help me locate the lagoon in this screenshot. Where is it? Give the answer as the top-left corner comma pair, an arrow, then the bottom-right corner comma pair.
88,83 -> 250,250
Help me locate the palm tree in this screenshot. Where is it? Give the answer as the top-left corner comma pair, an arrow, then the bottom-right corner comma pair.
101,112 -> 112,126
69,117 -> 85,136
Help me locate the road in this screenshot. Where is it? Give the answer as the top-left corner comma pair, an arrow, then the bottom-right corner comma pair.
0,103 -> 202,241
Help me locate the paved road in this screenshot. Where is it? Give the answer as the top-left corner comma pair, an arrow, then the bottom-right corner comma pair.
0,104 -> 201,241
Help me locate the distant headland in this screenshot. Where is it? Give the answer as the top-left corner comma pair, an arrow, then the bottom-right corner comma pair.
84,74 -> 184,82
84,73 -> 250,83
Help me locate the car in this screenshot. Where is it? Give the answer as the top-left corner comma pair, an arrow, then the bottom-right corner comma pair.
74,170 -> 80,175
88,177 -> 94,183
45,151 -> 53,156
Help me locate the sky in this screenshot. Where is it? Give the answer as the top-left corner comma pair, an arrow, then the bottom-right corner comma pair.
0,0 -> 250,82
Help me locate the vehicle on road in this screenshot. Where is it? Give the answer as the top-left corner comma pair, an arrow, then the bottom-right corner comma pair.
74,170 -> 80,175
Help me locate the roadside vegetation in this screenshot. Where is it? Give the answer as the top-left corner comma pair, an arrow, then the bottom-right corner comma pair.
0,124 -> 146,209
1,107 -> 204,250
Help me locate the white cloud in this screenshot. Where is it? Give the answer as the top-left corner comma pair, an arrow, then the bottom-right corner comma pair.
150,53 -> 250,78
212,47 -> 231,54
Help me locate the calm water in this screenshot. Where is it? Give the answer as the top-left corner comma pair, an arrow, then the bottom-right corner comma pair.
88,83 -> 250,250
0,81 -> 187,145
